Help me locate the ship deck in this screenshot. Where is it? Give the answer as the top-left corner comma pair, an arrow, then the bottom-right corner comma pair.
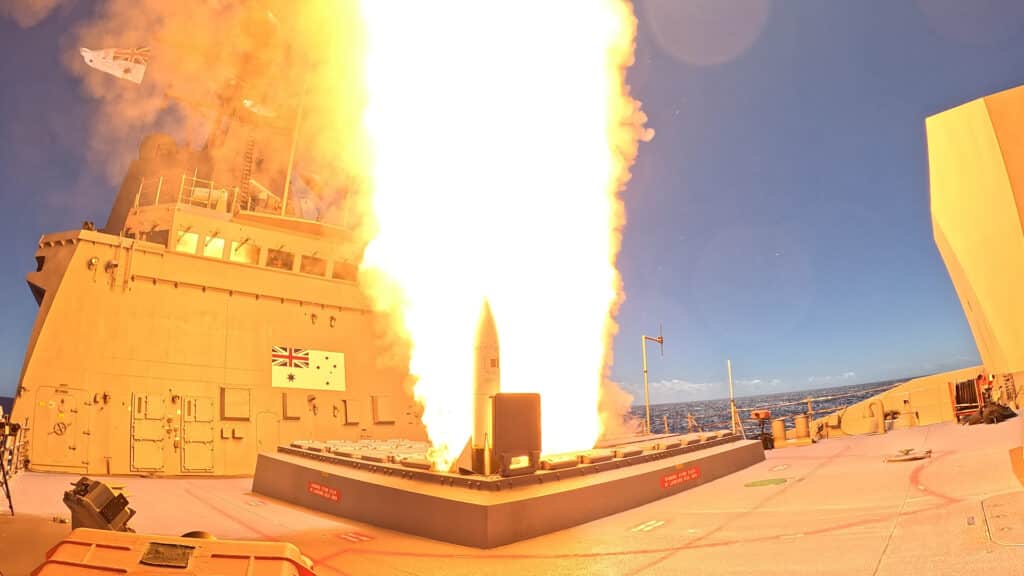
3,420 -> 1024,575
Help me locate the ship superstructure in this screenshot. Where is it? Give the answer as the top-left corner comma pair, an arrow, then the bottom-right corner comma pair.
10,128 -> 426,476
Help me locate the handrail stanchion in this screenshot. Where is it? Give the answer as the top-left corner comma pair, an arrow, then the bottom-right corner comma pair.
727,359 -> 746,439
728,359 -> 735,434
154,176 -> 162,205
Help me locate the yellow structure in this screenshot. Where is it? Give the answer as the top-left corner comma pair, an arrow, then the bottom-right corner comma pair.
9,135 -> 426,476
928,84 -> 1024,383
810,366 -> 983,439
806,85 -> 1024,442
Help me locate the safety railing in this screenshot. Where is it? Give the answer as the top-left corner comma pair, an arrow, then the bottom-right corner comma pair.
641,382 -> 903,437
645,375 -> 1019,444
1,416 -> 24,513
736,382 -> 900,418
133,174 -> 284,217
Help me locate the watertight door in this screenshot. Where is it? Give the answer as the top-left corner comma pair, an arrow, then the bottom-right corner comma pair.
31,386 -> 88,471
130,393 -> 166,471
182,396 -> 214,472
256,412 -> 280,453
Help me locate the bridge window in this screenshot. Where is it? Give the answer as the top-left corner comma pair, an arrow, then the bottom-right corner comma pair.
145,230 -> 169,246
175,231 -> 199,254
203,236 -> 225,258
300,255 -> 327,276
266,249 -> 294,271
229,241 -> 259,265
332,261 -> 358,281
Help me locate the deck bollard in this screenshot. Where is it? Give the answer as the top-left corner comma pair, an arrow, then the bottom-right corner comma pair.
794,414 -> 810,439
771,418 -> 786,446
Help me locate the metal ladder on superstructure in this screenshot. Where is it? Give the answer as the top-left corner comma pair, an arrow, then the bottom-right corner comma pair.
1001,373 -> 1018,407
0,418 -> 18,515
237,135 -> 257,211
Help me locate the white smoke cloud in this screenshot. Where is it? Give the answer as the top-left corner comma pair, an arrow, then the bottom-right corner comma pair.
651,378 -> 716,393
1,0 -> 68,27
807,372 -> 857,384
736,378 -> 782,388
644,378 -> 722,402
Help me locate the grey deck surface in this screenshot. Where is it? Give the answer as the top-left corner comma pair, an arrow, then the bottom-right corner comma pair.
3,421 -> 1024,575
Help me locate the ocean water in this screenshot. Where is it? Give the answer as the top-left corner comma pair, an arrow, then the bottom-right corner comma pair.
629,379 -> 905,438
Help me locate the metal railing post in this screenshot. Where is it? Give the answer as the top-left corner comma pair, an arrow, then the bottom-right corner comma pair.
641,328 -> 665,436
154,176 -> 162,205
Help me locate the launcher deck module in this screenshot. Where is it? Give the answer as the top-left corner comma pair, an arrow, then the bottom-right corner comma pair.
253,430 -> 764,548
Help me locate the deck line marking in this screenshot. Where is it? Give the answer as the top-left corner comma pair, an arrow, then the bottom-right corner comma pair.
631,520 -> 658,532
872,430 -> 956,576
641,521 -> 666,532
182,486 -> 272,539
623,444 -> 853,575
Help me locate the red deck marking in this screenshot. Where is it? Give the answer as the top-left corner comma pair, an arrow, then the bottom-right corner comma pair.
308,481 -> 341,502
309,549 -> 355,576
660,466 -> 700,489
908,452 -> 960,504
310,556 -> 354,576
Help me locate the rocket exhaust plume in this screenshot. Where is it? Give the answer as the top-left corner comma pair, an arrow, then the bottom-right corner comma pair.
359,1 -> 652,471
46,0 -> 650,472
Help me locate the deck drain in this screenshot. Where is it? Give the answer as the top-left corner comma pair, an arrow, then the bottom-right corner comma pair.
745,478 -> 788,487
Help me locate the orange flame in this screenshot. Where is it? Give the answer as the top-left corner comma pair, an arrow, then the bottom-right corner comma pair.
359,1 -> 651,470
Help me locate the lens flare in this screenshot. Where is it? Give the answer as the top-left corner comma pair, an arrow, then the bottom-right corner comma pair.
359,1 -> 650,470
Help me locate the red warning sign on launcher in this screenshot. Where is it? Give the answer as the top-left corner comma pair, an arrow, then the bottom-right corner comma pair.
660,466 -> 701,489
308,481 -> 341,502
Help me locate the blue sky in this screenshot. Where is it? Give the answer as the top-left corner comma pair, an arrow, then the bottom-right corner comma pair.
1,1 -> 1023,401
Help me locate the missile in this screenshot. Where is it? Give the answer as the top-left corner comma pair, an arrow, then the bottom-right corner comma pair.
472,299 -> 500,475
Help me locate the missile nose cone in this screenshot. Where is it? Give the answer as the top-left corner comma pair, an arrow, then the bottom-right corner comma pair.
476,299 -> 499,351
